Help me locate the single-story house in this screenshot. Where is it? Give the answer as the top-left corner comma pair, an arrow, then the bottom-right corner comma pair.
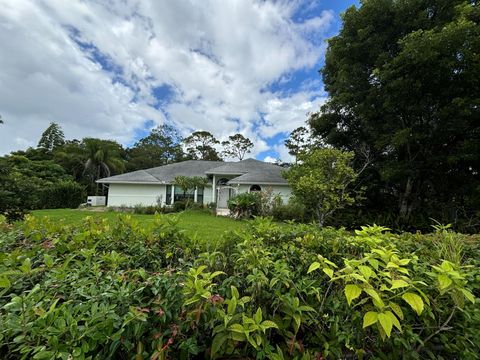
97,158 -> 292,213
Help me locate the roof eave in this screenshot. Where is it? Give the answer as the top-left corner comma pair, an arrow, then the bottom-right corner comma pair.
205,171 -> 245,175
227,181 -> 289,186
96,180 -> 163,185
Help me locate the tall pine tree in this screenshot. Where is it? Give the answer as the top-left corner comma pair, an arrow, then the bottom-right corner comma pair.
38,122 -> 65,151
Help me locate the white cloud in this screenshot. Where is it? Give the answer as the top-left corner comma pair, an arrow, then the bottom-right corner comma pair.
263,155 -> 278,163
0,0 -> 334,155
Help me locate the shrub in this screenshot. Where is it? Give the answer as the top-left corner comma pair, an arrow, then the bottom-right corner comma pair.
173,200 -> 187,212
3,208 -> 29,223
40,181 -> 86,209
257,187 -> 282,216
0,216 -> 478,359
271,197 -> 308,222
227,192 -> 261,219
133,204 -> 162,215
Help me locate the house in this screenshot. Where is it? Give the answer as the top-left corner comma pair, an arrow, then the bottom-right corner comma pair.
96,158 -> 292,213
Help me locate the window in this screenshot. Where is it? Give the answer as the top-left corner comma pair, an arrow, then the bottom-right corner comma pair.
174,186 -> 194,202
166,185 -> 172,205
250,184 -> 261,192
217,178 -> 229,186
196,187 -> 204,204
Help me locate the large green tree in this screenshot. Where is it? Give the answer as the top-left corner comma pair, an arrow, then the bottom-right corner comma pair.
38,122 -> 65,151
184,131 -> 222,161
127,124 -> 184,171
309,0 -> 480,230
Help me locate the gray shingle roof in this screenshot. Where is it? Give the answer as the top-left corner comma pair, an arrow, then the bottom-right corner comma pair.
96,169 -> 160,183
206,158 -> 282,174
147,160 -> 225,183
97,160 -> 224,184
228,169 -> 288,185
97,158 -> 288,185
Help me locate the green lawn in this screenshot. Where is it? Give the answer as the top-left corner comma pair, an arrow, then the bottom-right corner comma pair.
31,209 -> 247,242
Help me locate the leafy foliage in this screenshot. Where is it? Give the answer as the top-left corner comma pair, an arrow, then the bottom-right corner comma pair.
0,215 -> 478,359
309,0 -> 480,231
227,192 -> 260,219
284,148 -> 360,226
0,155 -> 77,213
37,122 -> 65,151
173,176 -> 208,208
221,133 -> 254,161
183,131 -> 222,161
83,138 -> 125,195
126,125 -> 184,171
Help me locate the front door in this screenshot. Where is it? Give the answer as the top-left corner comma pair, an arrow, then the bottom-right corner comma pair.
217,187 -> 230,208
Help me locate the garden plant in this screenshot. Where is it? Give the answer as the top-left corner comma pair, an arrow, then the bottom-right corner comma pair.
0,215 -> 478,359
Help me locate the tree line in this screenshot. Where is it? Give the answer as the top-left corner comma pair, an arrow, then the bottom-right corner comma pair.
0,121 -> 255,214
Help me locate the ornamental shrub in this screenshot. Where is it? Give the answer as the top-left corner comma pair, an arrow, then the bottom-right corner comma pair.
227,192 -> 260,219
0,215 -> 478,359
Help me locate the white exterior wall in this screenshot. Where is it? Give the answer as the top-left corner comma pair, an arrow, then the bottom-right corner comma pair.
107,184 -> 167,207
203,186 -> 214,204
236,184 -> 292,204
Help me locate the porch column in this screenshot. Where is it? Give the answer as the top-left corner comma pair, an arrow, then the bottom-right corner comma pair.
171,185 -> 175,205
194,187 -> 198,203
212,175 -> 216,204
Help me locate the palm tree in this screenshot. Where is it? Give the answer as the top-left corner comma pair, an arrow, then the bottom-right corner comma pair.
83,138 -> 125,195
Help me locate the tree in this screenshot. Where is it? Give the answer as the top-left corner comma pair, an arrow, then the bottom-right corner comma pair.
221,133 -> 254,160
38,122 -> 65,151
285,126 -> 318,162
52,140 -> 86,182
173,175 -> 208,208
83,138 -> 125,195
284,148 -> 360,227
309,0 -> 480,230
184,131 -> 222,161
0,155 -> 76,212
127,124 -> 184,171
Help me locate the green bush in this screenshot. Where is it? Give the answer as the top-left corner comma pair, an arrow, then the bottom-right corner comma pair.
3,208 -> 29,223
0,216 -> 478,359
133,204 -> 162,215
40,181 -> 86,209
271,197 -> 308,222
227,192 -> 260,219
173,200 -> 187,212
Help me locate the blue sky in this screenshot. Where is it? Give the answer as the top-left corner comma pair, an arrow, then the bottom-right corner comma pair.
0,0 -> 359,160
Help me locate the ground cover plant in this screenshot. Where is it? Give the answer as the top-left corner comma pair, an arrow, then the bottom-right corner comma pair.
0,215 -> 478,359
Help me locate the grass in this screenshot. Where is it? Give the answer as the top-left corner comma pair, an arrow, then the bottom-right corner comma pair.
31,209 -> 247,242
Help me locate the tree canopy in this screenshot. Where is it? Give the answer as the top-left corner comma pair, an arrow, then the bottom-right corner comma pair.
183,131 -> 222,161
309,0 -> 480,231
83,138 -> 125,195
284,148 -> 359,227
38,122 -> 65,151
127,124 -> 184,171
221,134 -> 254,160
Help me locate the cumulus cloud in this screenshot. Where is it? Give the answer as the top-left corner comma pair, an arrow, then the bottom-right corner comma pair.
0,0 -> 334,156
